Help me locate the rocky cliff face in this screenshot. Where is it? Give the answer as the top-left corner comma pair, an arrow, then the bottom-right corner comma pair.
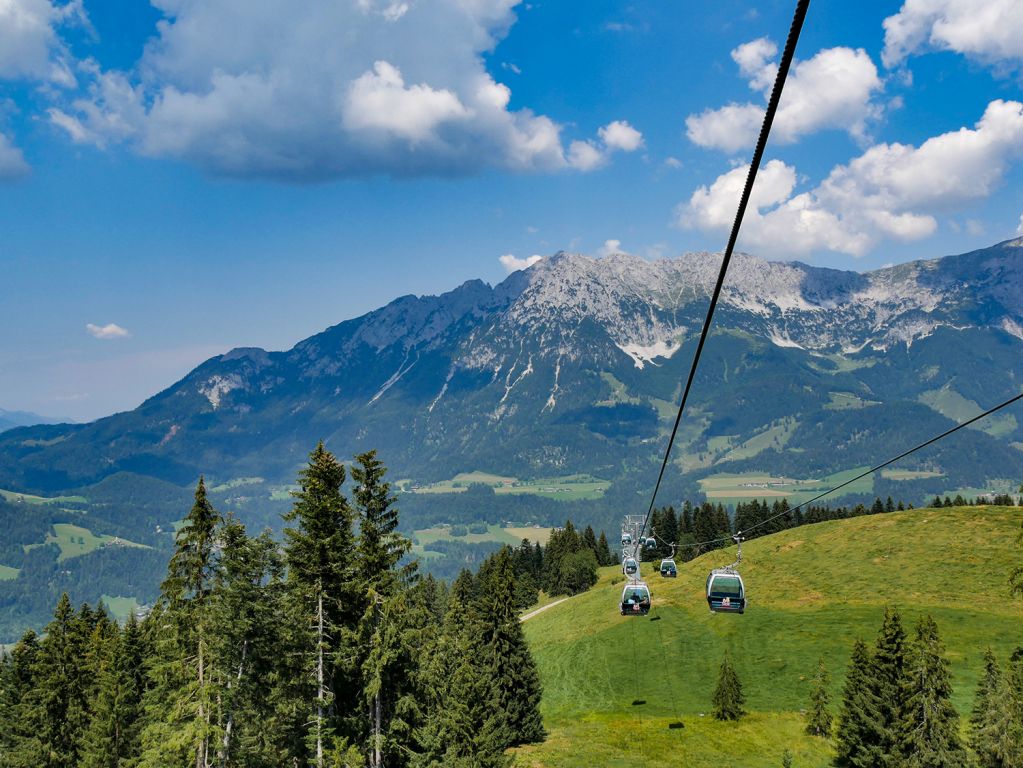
2,240 -> 1021,499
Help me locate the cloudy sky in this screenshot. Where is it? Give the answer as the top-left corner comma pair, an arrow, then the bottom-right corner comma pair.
2,0 -> 1023,421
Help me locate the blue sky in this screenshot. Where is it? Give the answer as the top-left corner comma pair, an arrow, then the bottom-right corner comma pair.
2,0 -> 1023,421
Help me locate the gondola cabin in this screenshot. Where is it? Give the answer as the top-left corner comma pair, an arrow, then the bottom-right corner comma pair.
706,568 -> 745,613
621,533 -> 632,547
659,559 -> 677,577
620,583 -> 651,615
643,537 -> 657,549
623,557 -> 639,576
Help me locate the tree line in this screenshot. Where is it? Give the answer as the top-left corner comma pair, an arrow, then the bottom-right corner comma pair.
640,495 -> 982,563
0,444 -> 545,768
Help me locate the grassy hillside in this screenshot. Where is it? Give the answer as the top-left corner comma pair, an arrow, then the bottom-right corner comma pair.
515,505 -> 1023,767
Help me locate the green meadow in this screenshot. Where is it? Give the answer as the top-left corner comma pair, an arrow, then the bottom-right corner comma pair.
515,506 -> 1023,767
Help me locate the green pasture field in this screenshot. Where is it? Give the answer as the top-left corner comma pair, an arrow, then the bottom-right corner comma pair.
403,472 -> 610,501
101,595 -> 141,623
0,488 -> 87,505
919,387 -> 1018,438
880,469 -> 944,480
824,391 -> 880,410
42,523 -> 148,562
0,564 -> 19,581
699,467 -> 873,507
515,505 -> 1023,767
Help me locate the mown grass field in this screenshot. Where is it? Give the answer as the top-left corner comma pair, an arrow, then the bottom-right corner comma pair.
0,564 -> 18,581
514,506 -> 1023,767
409,523 -> 553,560
698,467 -> 874,507
399,472 -> 610,501
0,488 -> 87,505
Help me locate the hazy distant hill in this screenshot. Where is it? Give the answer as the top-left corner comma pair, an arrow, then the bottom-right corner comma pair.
0,408 -> 67,434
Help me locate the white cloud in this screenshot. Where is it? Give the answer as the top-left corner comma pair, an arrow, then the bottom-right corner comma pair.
663,156 -> 683,169
0,0 -> 84,83
32,0 -> 630,180
0,132 -> 29,179
86,322 -> 130,339
343,61 -> 471,142
598,120 -> 644,152
498,253 -> 543,273
679,100 -> 1023,257
687,42 -> 883,151
597,239 -> 629,257
567,140 -> 606,171
883,0 -> 1023,70
1017,213 -> 1023,236
686,103 -> 765,154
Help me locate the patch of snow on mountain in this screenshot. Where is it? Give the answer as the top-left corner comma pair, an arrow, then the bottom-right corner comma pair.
1002,317 -> 1023,340
618,340 -> 682,369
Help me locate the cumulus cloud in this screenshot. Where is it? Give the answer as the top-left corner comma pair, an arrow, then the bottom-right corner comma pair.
883,0 -> 1023,70
596,239 -> 629,257
86,323 -> 130,339
0,133 -> 30,179
565,120 -> 644,170
598,120 -> 644,152
679,100 -> 1023,257
28,0 -> 636,180
498,253 -> 543,273
686,40 -> 883,151
0,0 -> 84,84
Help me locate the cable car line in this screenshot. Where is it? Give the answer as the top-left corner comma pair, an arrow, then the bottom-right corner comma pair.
639,0 -> 811,543
665,388 -> 1023,555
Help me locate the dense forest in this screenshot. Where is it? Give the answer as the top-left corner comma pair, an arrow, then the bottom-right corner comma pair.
0,445 -> 551,768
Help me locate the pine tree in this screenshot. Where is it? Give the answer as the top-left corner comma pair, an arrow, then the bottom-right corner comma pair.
282,442 -> 359,767
596,531 -> 613,566
805,657 -> 832,737
0,630 -> 43,766
476,548 -> 545,747
81,615 -> 147,768
898,615 -> 967,767
138,476 -> 224,768
835,639 -> 884,768
29,593 -> 95,768
869,606 -> 909,766
712,653 -> 745,721
970,648 -> 1023,767
413,571 -> 508,767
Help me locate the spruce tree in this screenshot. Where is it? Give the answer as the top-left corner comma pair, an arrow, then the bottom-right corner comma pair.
835,639 -> 883,768
81,615 -> 147,768
712,653 -> 745,721
898,615 -> 967,767
805,656 -> 832,737
476,548 -> 545,747
970,648 -> 1023,767
282,442 -> 359,767
0,630 -> 43,766
26,594 -> 97,768
139,476 -> 223,768
870,606 -> 909,766
596,531 -> 613,566
413,571 -> 508,767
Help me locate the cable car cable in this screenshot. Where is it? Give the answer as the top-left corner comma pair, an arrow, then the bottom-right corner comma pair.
669,388 -> 1023,553
639,0 -> 811,541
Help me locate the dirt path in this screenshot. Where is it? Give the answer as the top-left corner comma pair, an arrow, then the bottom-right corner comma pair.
520,596 -> 571,622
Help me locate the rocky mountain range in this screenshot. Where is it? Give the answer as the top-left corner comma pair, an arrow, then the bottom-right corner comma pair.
2,239 -> 1022,535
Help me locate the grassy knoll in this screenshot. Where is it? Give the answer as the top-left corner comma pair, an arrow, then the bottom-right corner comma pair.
0,488 -> 87,505
920,387 -> 1018,438
100,595 -> 140,623
824,391 -> 880,410
44,523 -> 148,562
516,506 -> 1023,767
0,564 -> 18,580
